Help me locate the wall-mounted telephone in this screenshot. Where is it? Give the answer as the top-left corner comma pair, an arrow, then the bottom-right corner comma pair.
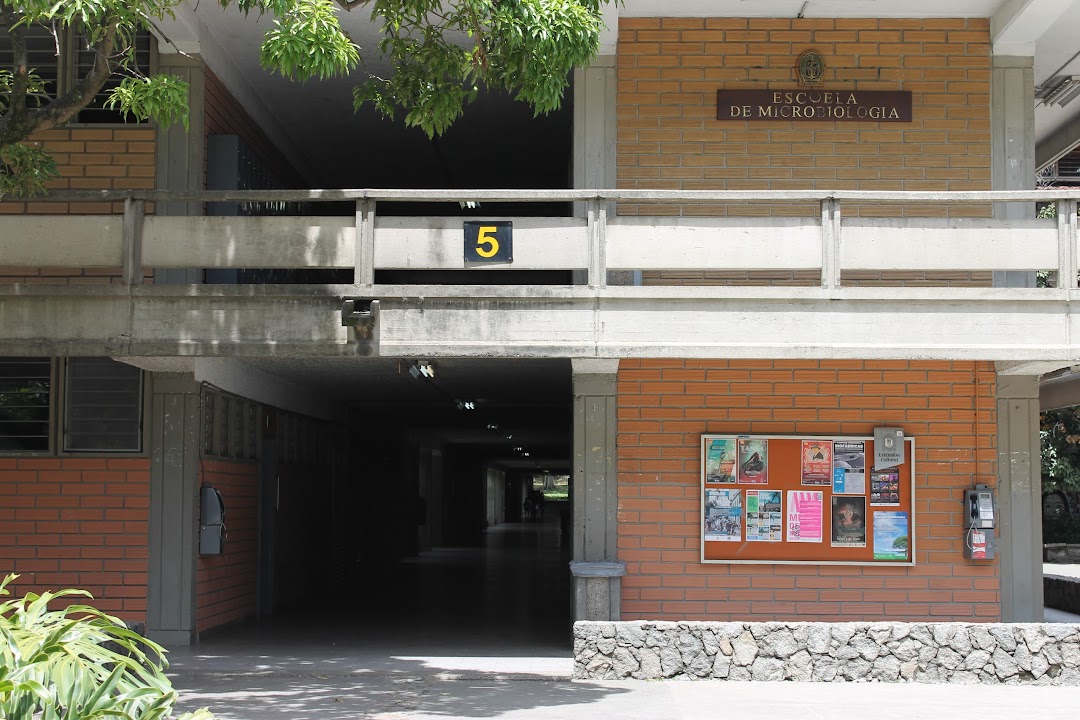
200,485 -> 227,556
963,485 -> 995,561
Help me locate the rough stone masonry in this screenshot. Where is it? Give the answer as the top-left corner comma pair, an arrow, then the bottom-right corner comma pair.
574,622 -> 1080,685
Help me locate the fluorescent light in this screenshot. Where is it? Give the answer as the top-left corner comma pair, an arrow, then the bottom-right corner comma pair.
418,360 -> 435,378
1044,76 -> 1080,107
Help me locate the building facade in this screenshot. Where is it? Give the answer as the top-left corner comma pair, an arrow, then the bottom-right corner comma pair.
2,0 -> 1079,644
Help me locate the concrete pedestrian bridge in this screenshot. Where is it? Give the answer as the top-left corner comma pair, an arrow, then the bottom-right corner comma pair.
2,188 -> 1080,379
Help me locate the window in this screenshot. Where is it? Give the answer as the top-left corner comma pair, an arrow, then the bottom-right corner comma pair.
64,358 -> 143,452
0,358 -> 51,452
0,23 -> 152,124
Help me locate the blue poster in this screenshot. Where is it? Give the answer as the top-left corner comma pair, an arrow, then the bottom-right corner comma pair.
873,511 -> 909,560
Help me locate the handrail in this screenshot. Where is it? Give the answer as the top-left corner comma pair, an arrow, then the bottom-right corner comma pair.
5,188 -> 1080,203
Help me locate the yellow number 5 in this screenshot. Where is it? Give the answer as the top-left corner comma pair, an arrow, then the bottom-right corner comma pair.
476,226 -> 499,258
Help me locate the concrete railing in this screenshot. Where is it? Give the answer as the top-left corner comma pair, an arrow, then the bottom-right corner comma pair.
1,189 -> 1077,289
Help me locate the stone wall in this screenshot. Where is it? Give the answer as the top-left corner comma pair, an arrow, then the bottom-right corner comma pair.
574,621 -> 1080,685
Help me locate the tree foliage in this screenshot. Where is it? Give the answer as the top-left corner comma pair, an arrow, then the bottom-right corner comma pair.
0,0 -> 611,196
0,573 -> 212,719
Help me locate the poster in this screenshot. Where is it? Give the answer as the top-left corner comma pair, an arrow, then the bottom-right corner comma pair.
831,495 -> 866,547
801,440 -> 832,485
704,489 -> 742,541
746,490 -> 782,542
738,438 -> 769,484
786,491 -> 824,543
870,468 -> 900,506
873,511 -> 909,560
832,440 -> 866,494
704,438 -> 737,484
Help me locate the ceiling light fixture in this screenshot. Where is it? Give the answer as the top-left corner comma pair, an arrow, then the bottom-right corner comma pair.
456,400 -> 475,411
417,360 -> 435,378
1043,76 -> 1080,107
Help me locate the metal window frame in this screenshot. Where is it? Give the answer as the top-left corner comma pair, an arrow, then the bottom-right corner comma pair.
61,357 -> 145,454
0,357 -> 57,457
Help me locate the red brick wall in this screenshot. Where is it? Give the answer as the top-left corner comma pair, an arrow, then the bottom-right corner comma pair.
617,359 -> 999,622
196,458 -> 258,634
0,457 -> 150,620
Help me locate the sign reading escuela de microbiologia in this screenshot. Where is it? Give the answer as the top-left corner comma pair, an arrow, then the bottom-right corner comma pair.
717,89 -> 912,122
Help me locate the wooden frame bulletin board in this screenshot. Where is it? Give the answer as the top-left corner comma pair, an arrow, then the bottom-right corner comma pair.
700,435 -> 916,566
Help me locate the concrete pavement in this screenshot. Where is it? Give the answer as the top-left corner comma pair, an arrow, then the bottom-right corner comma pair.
166,533 -> 1080,719
172,665 -> 1080,720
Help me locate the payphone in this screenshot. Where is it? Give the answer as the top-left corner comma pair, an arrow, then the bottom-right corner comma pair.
199,485 -> 226,556
963,485 -> 995,561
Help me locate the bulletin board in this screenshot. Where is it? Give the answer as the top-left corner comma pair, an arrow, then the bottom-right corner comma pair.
700,434 -> 915,566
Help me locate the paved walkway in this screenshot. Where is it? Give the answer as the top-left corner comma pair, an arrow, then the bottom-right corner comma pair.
169,525 -> 1080,719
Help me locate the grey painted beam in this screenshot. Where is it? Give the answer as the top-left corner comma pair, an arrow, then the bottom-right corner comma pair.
997,376 -> 1045,622
147,373 -> 200,644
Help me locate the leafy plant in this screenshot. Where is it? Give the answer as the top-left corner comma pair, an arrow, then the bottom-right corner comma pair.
0,0 -> 613,196
0,574 -> 211,720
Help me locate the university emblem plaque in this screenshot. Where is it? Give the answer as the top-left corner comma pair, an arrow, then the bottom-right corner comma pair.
797,50 -> 825,86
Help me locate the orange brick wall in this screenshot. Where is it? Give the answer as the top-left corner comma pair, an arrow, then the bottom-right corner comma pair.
0,456 -> 150,620
196,458 -> 258,634
617,17 -> 991,215
0,125 -> 157,284
617,359 -> 999,622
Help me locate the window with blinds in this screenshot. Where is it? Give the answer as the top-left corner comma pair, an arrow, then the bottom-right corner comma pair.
0,358 -> 52,452
64,358 -> 143,452
74,28 -> 152,123
0,23 -> 60,106
0,23 -> 151,123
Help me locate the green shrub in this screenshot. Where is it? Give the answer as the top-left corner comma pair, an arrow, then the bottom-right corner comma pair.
0,574 -> 212,720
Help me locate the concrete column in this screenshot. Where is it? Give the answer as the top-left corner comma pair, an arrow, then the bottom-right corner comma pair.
154,53 -> 205,284
571,56 -> 632,286
573,55 -> 616,194
570,358 -> 624,621
991,55 -> 1036,288
146,373 -> 201,644
997,375 -> 1044,621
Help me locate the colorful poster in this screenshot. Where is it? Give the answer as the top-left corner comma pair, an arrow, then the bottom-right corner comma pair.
801,440 -> 833,485
873,511 -> 909,560
831,495 -> 867,547
786,491 -> 824,543
832,440 -> 866,494
870,468 -> 901,506
704,489 -> 742,541
746,489 -> 782,542
738,438 -> 769,484
704,438 -> 737,484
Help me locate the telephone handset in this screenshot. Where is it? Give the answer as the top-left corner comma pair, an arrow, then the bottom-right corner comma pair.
963,485 -> 995,561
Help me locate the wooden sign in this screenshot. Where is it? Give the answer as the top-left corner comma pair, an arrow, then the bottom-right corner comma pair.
717,89 -> 913,122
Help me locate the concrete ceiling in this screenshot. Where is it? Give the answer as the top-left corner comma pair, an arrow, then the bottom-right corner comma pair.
163,0 -> 1080,183
239,357 -> 573,472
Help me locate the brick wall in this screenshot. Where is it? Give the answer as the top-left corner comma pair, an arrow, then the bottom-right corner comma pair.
616,359 -> 999,622
0,457 -> 150,620
617,17 -> 993,287
196,458 -> 258,634
0,125 -> 156,284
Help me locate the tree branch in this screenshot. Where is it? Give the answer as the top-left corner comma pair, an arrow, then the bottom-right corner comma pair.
31,21 -> 118,131
4,9 -> 30,117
